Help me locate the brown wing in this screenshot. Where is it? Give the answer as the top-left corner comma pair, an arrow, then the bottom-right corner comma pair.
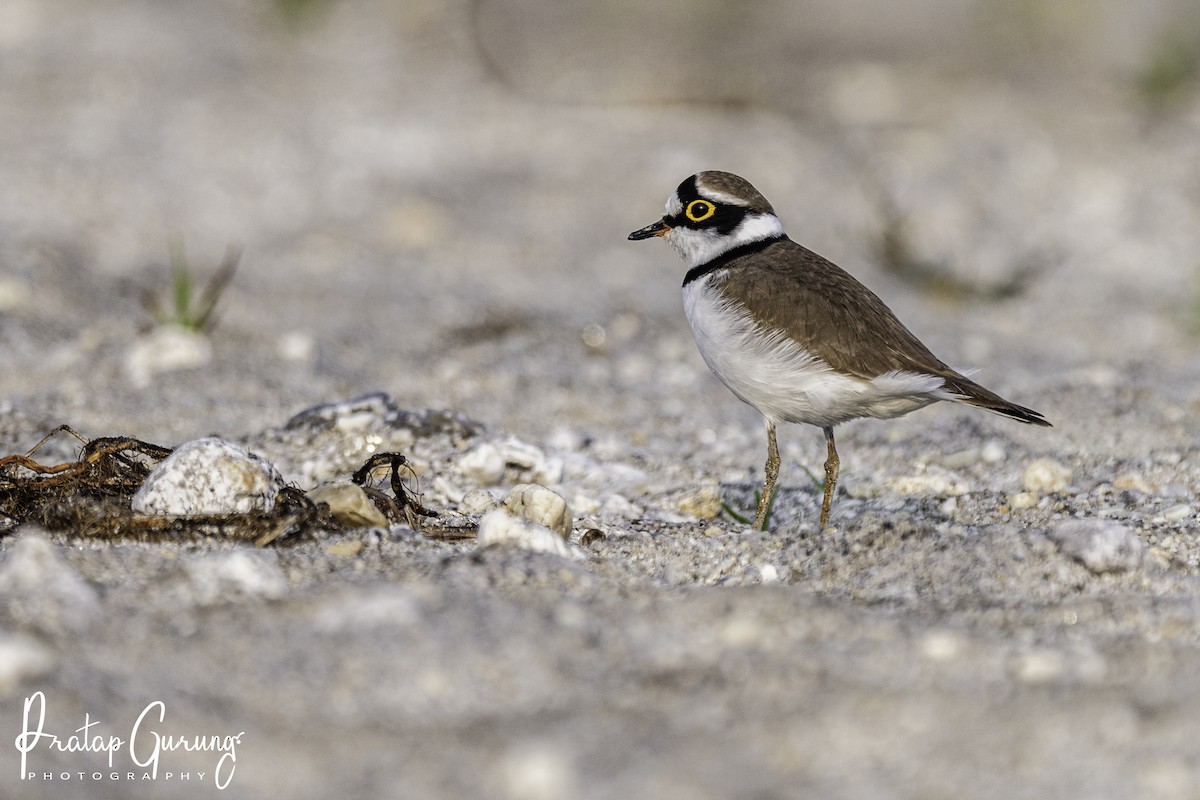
716,239 -> 1051,426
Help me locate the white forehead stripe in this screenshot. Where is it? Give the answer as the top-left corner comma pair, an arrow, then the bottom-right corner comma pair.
696,186 -> 751,206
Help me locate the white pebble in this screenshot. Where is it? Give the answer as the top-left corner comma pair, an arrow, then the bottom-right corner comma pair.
307,481 -> 389,528
498,742 -> 577,800
890,472 -> 966,496
458,443 -> 506,485
1023,457 -> 1072,493
529,456 -> 564,486
919,631 -> 964,662
432,475 -> 465,504
1009,491 -> 1039,510
476,510 -> 576,559
981,439 -> 1007,464
759,563 -> 779,583
501,438 -> 547,471
1161,504 -> 1193,523
1048,518 -> 1145,574
1013,648 -> 1066,684
276,330 -> 316,363
459,489 -> 500,515
570,494 -> 601,516
131,438 -> 284,516
678,486 -> 723,520
124,326 -> 213,389
503,484 -> 572,539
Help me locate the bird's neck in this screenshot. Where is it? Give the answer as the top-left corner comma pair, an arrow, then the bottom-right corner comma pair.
682,232 -> 789,287
668,213 -> 785,270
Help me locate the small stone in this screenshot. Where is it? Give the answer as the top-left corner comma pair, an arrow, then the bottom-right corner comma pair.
476,510 -> 576,559
500,438 -> 548,472
1009,491 -> 1039,510
941,447 -> 980,470
132,437 -> 284,517
308,481 -> 389,528
891,472 -> 966,496
0,533 -> 99,635
1023,458 -> 1072,493
277,330 -> 316,363
570,494 -> 601,516
432,476 -> 465,504
1161,504 -> 1193,523
529,457 -> 564,486
678,486 -> 723,520
458,443 -> 506,485
1048,518 -> 1145,574
1113,473 -> 1152,493
919,631 -> 964,662
125,326 -> 213,389
503,484 -> 572,539
980,440 -> 1007,464
759,564 -> 780,583
460,488 -> 500,515
1013,648 -> 1066,684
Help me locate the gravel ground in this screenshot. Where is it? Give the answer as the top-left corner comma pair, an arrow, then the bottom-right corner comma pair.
3,2 -> 1200,798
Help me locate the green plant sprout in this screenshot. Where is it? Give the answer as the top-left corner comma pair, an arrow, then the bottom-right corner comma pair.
721,461 -> 844,530
146,241 -> 240,333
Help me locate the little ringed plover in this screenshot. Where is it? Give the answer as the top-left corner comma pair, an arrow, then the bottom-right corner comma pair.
629,171 -> 1050,530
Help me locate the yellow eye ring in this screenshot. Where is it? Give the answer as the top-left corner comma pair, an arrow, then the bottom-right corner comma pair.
685,199 -> 716,223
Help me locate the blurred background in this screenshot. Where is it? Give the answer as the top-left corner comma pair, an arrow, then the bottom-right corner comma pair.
1,0 -> 1198,445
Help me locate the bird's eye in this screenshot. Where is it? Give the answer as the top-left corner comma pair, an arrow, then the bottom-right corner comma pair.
685,199 -> 716,223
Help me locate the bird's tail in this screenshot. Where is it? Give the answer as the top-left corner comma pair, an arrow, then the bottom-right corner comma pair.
943,374 -> 1051,427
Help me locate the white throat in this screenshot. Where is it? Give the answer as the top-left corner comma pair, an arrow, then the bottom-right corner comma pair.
665,212 -> 785,269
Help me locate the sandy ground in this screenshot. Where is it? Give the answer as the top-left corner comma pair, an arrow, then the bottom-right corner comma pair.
2,2 -> 1200,798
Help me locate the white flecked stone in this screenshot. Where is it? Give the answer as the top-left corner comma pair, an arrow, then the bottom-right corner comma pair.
1023,457 -> 1072,493
1048,519 -> 1145,574
476,509 -> 576,558
131,437 -> 284,517
503,484 -> 572,539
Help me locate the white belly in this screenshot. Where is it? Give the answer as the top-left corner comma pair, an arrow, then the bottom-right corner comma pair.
682,278 -> 951,428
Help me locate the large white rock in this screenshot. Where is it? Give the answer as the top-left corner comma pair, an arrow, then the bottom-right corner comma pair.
131,437 -> 285,517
